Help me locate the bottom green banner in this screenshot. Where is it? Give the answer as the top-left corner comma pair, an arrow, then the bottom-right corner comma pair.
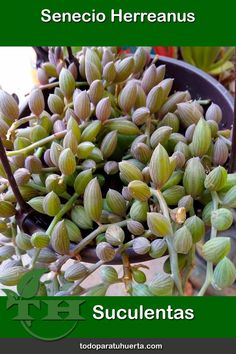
0,296 -> 235,340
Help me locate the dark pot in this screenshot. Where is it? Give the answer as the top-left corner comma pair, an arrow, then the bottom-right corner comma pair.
19,56 -> 234,265
158,56 -> 234,128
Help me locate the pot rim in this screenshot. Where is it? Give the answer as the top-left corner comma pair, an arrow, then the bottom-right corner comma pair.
158,55 -> 234,110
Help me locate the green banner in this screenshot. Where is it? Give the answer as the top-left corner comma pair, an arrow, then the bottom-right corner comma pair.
0,296 -> 235,339
0,0 -> 235,45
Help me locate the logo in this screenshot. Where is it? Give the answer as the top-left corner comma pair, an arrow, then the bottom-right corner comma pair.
3,269 -> 85,341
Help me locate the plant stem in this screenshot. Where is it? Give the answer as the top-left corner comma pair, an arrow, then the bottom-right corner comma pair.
46,192 -> 79,235
30,249 -> 41,269
41,167 -> 60,173
198,191 -> 219,296
145,115 -> 152,146
121,251 -> 132,294
120,240 -> 133,252
182,245 -> 195,290
42,166 -> 82,173
61,192 -> 72,200
27,181 -> 70,200
34,147 -> 44,159
0,137 -> 29,212
7,130 -> 67,156
196,99 -> 211,105
68,238 -> 133,295
41,163 -> 104,174
151,188 -> 184,296
49,255 -> 70,273
51,274 -> 60,295
119,230 -> 151,252
69,260 -> 104,294
71,219 -> 129,256
27,181 -> 47,193
48,219 -> 130,274
11,222 -> 22,260
37,81 -> 88,91
63,101 -> 74,113
165,237 -> 184,296
7,115 -> 37,138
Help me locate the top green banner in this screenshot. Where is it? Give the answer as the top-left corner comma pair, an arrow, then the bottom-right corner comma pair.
1,0 -> 236,45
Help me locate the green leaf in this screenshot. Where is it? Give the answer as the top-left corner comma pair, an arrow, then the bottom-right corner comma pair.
209,61 -> 234,75
201,47 -> 220,69
208,47 -> 234,71
190,47 -> 208,68
180,47 -> 196,66
185,47 -> 220,70
181,47 -> 234,75
17,268 -> 48,299
2,289 -> 18,308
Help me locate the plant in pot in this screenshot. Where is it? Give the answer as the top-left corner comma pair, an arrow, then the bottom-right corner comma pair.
0,46 -> 235,297
180,47 -> 235,96
180,47 -> 234,76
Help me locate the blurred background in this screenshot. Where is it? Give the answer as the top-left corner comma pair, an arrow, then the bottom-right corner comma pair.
0,47 -> 36,102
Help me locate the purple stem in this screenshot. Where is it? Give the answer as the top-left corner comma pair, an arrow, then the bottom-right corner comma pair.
0,138 -> 29,211
66,46 -> 80,74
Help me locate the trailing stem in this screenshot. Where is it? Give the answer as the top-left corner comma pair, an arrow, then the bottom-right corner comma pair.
182,245 -> 195,290
49,219 -> 130,274
30,249 -> 41,269
151,188 -> 184,296
7,115 -> 37,138
68,260 -> 104,295
11,222 -> 22,260
46,192 -> 79,235
7,130 -> 67,156
68,242 -> 133,296
71,219 -> 129,256
121,251 -> 133,294
38,81 -> 88,91
145,115 -> 152,146
198,191 -> 218,296
27,181 -> 47,193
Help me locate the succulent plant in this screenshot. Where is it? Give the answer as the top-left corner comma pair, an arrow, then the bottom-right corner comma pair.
180,47 -> 234,76
0,46 -> 235,297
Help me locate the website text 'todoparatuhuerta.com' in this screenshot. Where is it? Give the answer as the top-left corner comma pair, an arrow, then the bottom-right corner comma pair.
79,342 -> 163,351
